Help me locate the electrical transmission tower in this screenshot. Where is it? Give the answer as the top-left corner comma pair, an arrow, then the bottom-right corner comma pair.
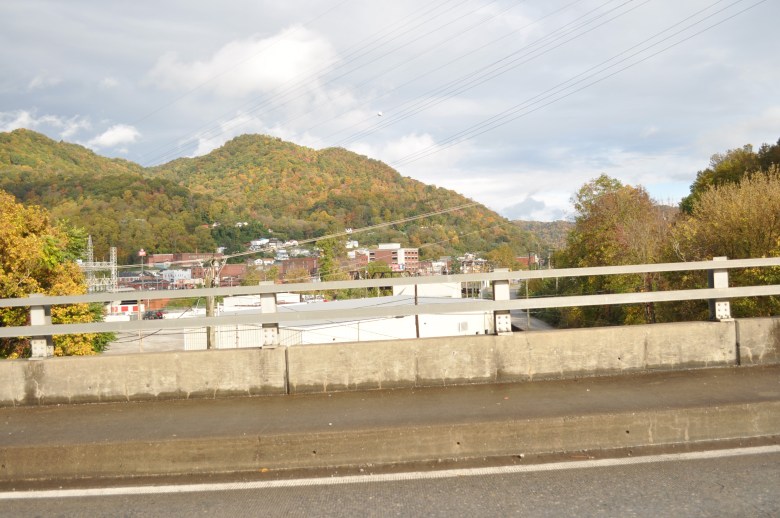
79,235 -> 118,293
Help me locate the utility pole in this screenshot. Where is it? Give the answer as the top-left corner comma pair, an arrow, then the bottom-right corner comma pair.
205,258 -> 222,350
414,283 -> 420,338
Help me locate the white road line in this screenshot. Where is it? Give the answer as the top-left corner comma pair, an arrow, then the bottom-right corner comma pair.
2,445 -> 778,500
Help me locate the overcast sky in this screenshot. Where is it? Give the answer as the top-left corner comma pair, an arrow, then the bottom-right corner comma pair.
1,0 -> 777,221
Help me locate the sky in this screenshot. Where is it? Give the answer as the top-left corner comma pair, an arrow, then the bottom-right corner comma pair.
1,0 -> 778,221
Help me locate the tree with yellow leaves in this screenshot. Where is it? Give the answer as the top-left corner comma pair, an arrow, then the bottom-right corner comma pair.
0,189 -> 103,358
668,166 -> 780,319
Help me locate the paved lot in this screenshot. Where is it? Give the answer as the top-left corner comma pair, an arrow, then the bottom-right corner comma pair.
105,329 -> 185,355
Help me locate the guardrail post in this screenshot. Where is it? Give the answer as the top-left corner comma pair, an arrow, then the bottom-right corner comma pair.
260,282 -> 279,348
708,256 -> 732,321
28,294 -> 53,358
492,270 -> 512,335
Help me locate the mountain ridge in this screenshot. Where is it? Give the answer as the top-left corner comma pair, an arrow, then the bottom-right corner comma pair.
1,129 -> 550,262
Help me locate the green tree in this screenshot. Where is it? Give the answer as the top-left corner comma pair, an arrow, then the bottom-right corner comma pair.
544,175 -> 673,327
565,175 -> 670,267
284,266 -> 312,283
485,244 -> 521,270
241,265 -> 279,285
0,190 -> 104,358
361,261 -> 393,297
365,260 -> 392,278
316,237 -> 347,282
680,142 -> 780,213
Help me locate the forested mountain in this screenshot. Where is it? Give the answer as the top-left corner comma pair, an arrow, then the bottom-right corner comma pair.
512,220 -> 573,251
0,129 -> 540,262
150,134 -> 541,257
0,129 -> 215,263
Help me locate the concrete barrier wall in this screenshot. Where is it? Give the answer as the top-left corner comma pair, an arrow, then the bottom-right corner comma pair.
285,337 -> 497,393
736,316 -> 780,365
2,318 -> 777,405
0,348 -> 287,406
287,321 -> 737,393
496,320 -> 737,383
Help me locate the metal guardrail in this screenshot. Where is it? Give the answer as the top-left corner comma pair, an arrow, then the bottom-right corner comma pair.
1,257 -> 779,342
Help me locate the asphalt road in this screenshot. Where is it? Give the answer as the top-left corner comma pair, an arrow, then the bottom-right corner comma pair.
510,308 -> 554,331
2,447 -> 778,517
508,287 -> 554,331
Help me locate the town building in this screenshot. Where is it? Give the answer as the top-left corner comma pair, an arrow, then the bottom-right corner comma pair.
280,257 -> 319,280
417,258 -> 451,276
160,269 -> 192,289
459,254 -> 490,274
369,243 -> 419,273
516,253 -> 540,269
191,263 -> 247,287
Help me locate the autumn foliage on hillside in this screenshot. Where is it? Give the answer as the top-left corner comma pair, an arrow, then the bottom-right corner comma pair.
1,130 -> 540,261
0,129 -> 215,263
151,134 -> 541,258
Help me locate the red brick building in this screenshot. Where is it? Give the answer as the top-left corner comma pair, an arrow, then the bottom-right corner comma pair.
369,244 -> 419,273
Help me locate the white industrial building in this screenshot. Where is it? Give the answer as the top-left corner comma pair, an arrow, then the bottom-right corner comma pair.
160,269 -> 192,283
182,284 -> 494,350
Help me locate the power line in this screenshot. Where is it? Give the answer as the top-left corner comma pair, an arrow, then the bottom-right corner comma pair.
279,218 -> 523,283
314,0 -> 587,143
221,201 -> 479,262
140,0 -> 467,166
111,202 -> 478,270
145,0 -> 604,165
334,0 -> 648,148
131,0 -> 354,132
267,0 -> 521,136
389,0 -> 765,168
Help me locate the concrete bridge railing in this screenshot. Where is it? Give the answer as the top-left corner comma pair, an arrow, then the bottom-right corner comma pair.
2,256 -> 780,344
1,316 -> 778,406
1,257 -> 779,406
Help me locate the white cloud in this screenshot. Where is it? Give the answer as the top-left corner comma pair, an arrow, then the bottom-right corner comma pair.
349,133 -> 468,182
190,113 -> 269,157
87,124 -> 140,149
99,76 -> 120,89
1,110 -> 38,131
188,111 -> 327,159
27,72 -> 61,90
424,96 -> 508,119
640,126 -> 659,138
696,106 -> 780,156
3,0 -> 778,222
147,26 -> 337,98
59,117 -> 92,138
501,194 -> 568,222
0,110 -> 91,139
